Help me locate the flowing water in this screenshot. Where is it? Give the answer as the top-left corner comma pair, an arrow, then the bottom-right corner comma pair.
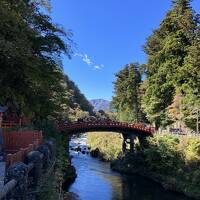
68,134 -> 192,200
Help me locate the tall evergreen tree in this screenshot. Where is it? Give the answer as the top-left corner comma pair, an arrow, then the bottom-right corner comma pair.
112,65 -> 129,119
112,63 -> 144,122
180,28 -> 200,129
142,0 -> 199,128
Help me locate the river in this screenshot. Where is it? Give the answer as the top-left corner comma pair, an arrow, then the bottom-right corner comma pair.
67,134 -> 192,200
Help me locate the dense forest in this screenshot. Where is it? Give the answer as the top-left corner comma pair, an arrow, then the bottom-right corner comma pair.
112,0 -> 200,130
0,0 -> 93,122
0,0 -> 199,130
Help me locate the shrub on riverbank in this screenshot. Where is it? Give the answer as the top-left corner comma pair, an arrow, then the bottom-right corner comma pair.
112,135 -> 200,199
87,132 -> 123,161
86,131 -> 200,198
35,121 -> 76,200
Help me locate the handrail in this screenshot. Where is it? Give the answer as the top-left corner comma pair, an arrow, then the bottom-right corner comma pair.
0,162 -> 35,199
0,137 -> 56,199
3,131 -> 43,167
0,179 -> 17,199
58,121 -> 155,135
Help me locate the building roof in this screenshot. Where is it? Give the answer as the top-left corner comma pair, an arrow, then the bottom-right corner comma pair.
0,106 -> 7,113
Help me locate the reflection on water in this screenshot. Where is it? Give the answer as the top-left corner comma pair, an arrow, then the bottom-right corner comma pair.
68,135 -> 192,200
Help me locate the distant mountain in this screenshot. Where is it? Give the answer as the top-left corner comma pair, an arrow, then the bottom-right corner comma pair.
90,99 -> 111,111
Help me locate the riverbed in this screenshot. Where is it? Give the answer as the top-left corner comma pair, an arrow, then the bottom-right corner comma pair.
67,134 -> 192,200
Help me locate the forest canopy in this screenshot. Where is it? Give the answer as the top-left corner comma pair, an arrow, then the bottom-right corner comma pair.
0,0 -> 92,121
112,0 -> 200,130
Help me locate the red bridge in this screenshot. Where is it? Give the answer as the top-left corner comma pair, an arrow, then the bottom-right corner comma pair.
58,120 -> 155,137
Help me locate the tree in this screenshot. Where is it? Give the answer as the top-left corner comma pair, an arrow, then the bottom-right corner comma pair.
112,65 -> 129,115
0,0 -> 93,122
64,75 -> 94,116
180,31 -> 200,129
142,0 -> 199,129
112,63 -> 144,122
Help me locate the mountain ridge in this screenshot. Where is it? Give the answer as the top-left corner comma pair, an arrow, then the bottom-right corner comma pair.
90,99 -> 111,111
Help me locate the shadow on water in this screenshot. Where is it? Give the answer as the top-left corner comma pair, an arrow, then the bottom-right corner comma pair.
67,136 -> 192,200
116,175 -> 190,200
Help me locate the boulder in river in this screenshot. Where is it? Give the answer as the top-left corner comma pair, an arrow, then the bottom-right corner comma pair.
90,148 -> 100,158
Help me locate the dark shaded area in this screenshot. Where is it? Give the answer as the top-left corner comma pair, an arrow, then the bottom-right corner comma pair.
120,175 -> 191,200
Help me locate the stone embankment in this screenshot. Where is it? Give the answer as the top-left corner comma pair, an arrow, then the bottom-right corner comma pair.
0,138 -> 57,199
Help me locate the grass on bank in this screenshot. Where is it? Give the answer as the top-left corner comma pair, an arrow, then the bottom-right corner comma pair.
87,132 -> 123,161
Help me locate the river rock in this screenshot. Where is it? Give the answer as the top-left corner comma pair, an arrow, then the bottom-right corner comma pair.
90,148 -> 100,158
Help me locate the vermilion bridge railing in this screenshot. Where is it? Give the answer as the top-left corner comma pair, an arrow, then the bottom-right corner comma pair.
58,121 -> 155,136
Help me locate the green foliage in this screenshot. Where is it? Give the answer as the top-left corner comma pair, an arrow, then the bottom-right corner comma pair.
121,135 -> 200,196
35,120 -> 75,199
0,0 -> 92,122
183,137 -> 200,163
64,75 -> 94,120
112,63 -> 145,123
141,0 -> 200,129
87,132 -> 200,196
0,0 -> 69,119
104,111 -> 117,121
87,132 -> 123,161
110,134 -> 200,197
144,135 -> 184,175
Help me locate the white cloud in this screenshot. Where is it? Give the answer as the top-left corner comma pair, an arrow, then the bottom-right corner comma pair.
74,53 -> 92,65
94,65 -> 100,69
74,52 -> 104,70
82,54 -> 93,65
94,64 -> 104,70
74,53 -> 83,57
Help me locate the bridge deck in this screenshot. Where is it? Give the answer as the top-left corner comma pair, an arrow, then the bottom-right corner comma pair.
58,121 -> 155,136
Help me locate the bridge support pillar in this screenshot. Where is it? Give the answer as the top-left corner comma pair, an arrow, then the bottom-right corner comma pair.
129,135 -> 136,153
122,134 -> 128,153
138,136 -> 147,151
122,134 -> 137,153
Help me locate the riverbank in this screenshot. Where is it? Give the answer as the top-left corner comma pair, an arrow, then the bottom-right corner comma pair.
69,134 -> 191,200
111,135 -> 200,200
35,121 -> 77,200
87,132 -> 123,161
87,132 -> 200,200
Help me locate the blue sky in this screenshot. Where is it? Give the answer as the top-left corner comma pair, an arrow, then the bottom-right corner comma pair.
51,0 -> 200,101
